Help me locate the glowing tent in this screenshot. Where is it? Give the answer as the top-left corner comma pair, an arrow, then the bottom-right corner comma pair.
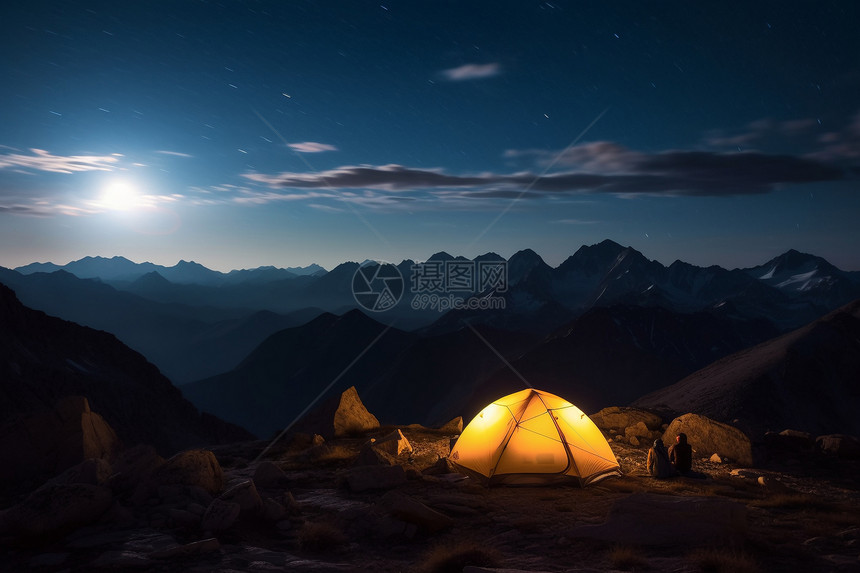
449,388 -> 621,486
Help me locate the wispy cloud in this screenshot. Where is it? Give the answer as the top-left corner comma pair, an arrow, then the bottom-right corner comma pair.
552,218 -> 599,225
155,150 -> 193,158
287,142 -> 338,153
702,112 -> 860,164
242,145 -> 845,200
0,148 -> 120,174
440,63 -> 502,81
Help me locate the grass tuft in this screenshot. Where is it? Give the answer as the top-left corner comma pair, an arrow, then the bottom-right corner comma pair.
688,547 -> 758,573
607,545 -> 648,570
308,444 -> 357,466
417,540 -> 502,573
751,493 -> 833,511
298,520 -> 347,552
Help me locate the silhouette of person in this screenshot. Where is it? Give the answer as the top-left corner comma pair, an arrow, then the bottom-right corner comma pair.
668,432 -> 693,475
647,438 -> 675,478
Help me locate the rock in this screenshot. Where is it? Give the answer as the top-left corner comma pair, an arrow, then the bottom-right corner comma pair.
590,407 -> 663,433
422,457 -> 458,475
710,453 -> 723,463
0,396 -> 121,486
816,434 -> 860,459
150,537 -> 221,559
48,457 -> 112,487
439,416 -> 464,433
628,436 -> 640,447
838,527 -> 860,541
757,476 -> 767,486
344,465 -> 407,492
374,429 -> 413,456
378,491 -> 453,533
201,498 -> 241,531
167,508 -> 199,526
260,497 -> 287,522
764,429 -> 816,455
567,492 -> 747,546
625,421 -> 651,441
149,449 -> 223,494
112,445 -> 165,495
354,442 -> 397,467
312,434 -> 326,446
253,461 -> 289,488
663,413 -> 753,466
296,386 -> 380,439
219,479 -> 263,515
89,550 -> 152,569
0,482 -> 113,538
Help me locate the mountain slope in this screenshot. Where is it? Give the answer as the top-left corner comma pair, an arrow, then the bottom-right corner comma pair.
0,267 -> 319,383
633,298 -> 860,437
182,310 -> 415,438
461,304 -> 780,419
0,282 -> 251,454
182,310 -> 539,438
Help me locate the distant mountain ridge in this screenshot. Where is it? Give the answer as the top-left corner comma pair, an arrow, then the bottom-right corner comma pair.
4,240 -> 858,388
14,256 -> 327,285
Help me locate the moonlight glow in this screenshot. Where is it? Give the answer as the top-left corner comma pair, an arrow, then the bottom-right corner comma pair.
99,180 -> 142,211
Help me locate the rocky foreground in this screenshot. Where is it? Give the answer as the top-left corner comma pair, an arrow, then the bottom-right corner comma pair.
1,394 -> 859,572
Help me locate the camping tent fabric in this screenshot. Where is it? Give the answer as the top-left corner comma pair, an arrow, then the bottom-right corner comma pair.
450,388 -> 621,486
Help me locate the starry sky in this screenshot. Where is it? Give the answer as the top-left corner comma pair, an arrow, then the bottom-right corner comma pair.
2,1 -> 859,272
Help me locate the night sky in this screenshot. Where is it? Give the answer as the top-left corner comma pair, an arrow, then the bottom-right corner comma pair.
2,1 -> 858,272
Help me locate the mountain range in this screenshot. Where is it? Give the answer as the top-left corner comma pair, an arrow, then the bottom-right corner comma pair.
2,239 -> 859,441
15,256 -> 326,285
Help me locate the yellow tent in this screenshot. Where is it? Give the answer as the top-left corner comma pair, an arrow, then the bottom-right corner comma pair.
449,388 -> 621,486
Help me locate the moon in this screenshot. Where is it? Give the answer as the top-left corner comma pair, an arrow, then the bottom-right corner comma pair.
99,179 -> 142,211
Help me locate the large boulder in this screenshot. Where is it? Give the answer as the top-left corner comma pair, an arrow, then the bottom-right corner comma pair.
218,480 -> 263,515
111,444 -> 165,495
0,482 -> 113,538
439,417 -> 464,434
147,449 -> 223,495
373,429 -> 413,457
816,434 -> 860,459
0,396 -> 121,487
297,386 -> 380,439
663,413 -> 753,466
590,407 -> 662,434
378,491 -> 453,533
253,461 -> 289,489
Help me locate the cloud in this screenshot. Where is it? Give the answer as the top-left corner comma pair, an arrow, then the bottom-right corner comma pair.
243,146 -> 844,200
155,150 -> 193,158
440,63 -> 502,81
703,114 -> 855,155
0,148 -> 119,174
552,218 -> 599,225
287,142 -> 338,153
242,164 -> 489,190
807,110 -> 860,162
506,141 -> 646,173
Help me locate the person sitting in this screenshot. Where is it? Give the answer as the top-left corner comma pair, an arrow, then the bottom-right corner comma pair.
646,438 -> 675,478
668,432 -> 693,475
